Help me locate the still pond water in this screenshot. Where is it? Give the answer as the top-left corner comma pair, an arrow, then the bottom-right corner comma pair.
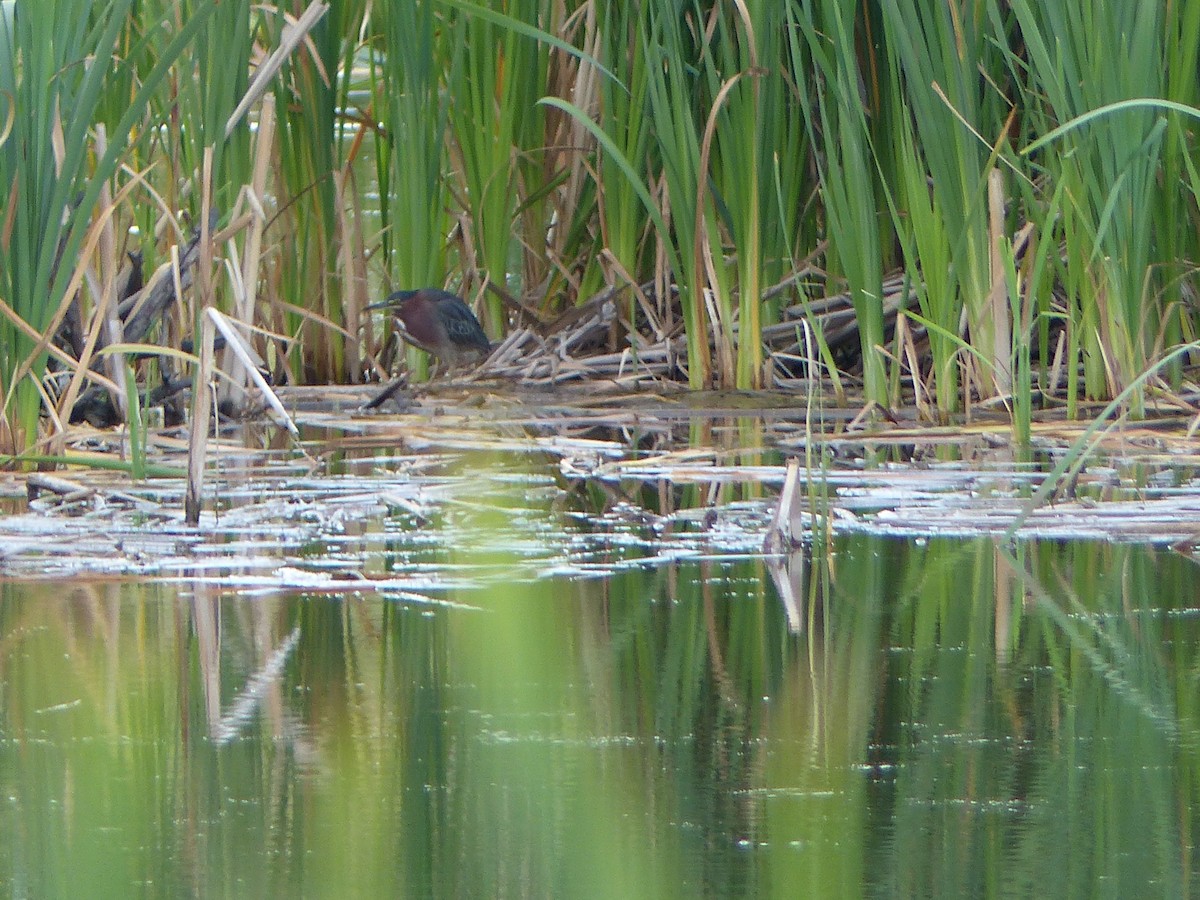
1,391 -> 1199,897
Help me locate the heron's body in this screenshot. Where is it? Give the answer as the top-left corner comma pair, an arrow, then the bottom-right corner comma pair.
369,288 -> 491,368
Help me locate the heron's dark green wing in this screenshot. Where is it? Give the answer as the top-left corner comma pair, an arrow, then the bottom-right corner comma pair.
438,298 -> 492,352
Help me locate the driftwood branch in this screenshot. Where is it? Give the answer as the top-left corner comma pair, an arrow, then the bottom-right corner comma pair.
65,214 -> 217,426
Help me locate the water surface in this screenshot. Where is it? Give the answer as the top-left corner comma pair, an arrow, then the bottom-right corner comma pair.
2,391 -> 1199,896
3,537 -> 1198,896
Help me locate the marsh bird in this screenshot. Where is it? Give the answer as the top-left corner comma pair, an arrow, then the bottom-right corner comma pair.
368,288 -> 492,370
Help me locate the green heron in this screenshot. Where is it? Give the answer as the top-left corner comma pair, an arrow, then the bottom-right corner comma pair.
368,288 -> 492,369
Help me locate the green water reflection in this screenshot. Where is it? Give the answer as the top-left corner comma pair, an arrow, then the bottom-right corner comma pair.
1,537 -> 1199,897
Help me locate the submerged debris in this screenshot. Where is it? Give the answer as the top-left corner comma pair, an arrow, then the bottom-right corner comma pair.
1,390 -> 1200,586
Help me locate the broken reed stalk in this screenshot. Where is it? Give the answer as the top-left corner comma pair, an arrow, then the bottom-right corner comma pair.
763,459 -> 806,634
987,168 -> 1012,395
335,163 -> 364,385
185,310 -> 215,525
186,307 -> 297,525
225,92 -> 276,403
206,308 -> 298,435
94,124 -> 129,424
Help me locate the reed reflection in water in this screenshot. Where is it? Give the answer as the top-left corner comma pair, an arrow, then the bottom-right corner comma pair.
0,534 -> 1197,896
